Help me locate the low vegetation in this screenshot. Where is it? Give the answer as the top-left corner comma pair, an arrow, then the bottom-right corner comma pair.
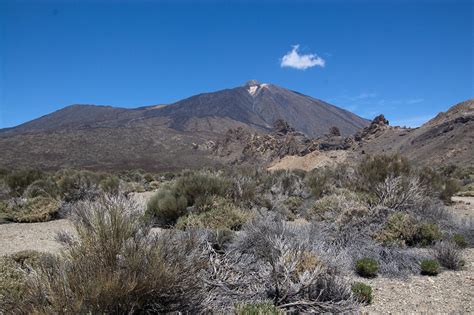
0,154 -> 471,312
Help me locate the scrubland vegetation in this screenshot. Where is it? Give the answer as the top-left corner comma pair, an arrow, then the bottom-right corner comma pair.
0,154 -> 472,313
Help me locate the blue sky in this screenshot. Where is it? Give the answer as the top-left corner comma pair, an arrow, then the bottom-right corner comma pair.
0,0 -> 472,128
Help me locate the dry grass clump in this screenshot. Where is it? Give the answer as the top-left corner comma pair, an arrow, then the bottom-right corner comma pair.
2,196 -> 60,223
15,196 -> 208,313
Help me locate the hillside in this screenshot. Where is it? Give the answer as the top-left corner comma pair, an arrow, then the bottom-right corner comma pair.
0,81 -> 369,171
353,99 -> 474,167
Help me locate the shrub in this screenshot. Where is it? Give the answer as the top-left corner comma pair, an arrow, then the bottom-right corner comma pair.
146,188 -> 187,227
308,189 -> 367,222
305,168 -> 330,198
16,196 -> 208,313
376,214 -> 442,247
24,178 -> 59,198
3,197 -> 60,223
375,213 -> 418,246
6,170 -> 44,196
57,170 -> 101,202
284,196 -> 303,212
174,172 -> 231,206
420,259 -> 439,276
374,176 -> 424,210
0,250 -> 53,313
440,179 -> 461,204
351,282 -> 373,304
452,234 -> 468,248
235,301 -> 282,315
357,154 -> 411,191
99,175 -> 120,195
433,241 -> 465,270
414,223 -> 442,246
176,197 -> 251,231
355,258 -> 379,278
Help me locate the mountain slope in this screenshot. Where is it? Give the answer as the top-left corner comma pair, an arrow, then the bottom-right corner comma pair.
0,81 -> 369,170
354,99 -> 474,167
150,80 -> 368,137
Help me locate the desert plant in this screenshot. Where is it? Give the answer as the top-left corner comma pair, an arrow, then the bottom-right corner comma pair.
357,154 -> 411,191
57,170 -> 101,202
375,212 -> 418,246
351,282 -> 373,304
174,171 -> 232,206
99,175 -> 120,195
305,168 -> 331,198
17,196 -> 208,313
420,259 -> 439,276
440,179 -> 461,204
234,301 -> 283,315
3,197 -> 60,223
355,258 -> 379,278
146,188 -> 187,227
433,241 -> 465,270
23,178 -> 59,198
374,175 -> 425,210
414,222 -> 442,246
6,170 -> 44,196
176,196 -> 251,231
452,234 -> 468,248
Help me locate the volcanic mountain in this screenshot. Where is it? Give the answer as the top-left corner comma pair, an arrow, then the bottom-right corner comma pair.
0,81 -> 369,170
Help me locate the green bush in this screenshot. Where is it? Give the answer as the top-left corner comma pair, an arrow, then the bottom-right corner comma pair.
355,258 -> 379,278
376,213 -> 418,246
175,172 -> 231,206
420,259 -> 440,276
176,197 -> 251,231
452,234 -> 468,248
376,213 -> 442,247
357,154 -> 411,191
414,223 -> 442,246
234,301 -> 282,315
284,196 -> 303,212
146,188 -> 187,227
351,282 -> 373,304
99,176 -> 120,195
24,178 -> 59,198
6,170 -> 44,196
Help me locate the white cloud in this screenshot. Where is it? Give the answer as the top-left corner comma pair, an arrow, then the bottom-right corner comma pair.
280,45 -> 325,70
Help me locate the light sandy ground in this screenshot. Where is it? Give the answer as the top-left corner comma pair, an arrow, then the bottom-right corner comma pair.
268,150 -> 348,172
0,219 -> 73,256
0,195 -> 473,313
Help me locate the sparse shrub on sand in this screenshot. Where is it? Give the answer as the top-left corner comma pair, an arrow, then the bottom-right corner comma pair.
355,258 -> 379,278
420,259 -> 440,276
433,241 -> 465,270
351,282 -> 373,304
